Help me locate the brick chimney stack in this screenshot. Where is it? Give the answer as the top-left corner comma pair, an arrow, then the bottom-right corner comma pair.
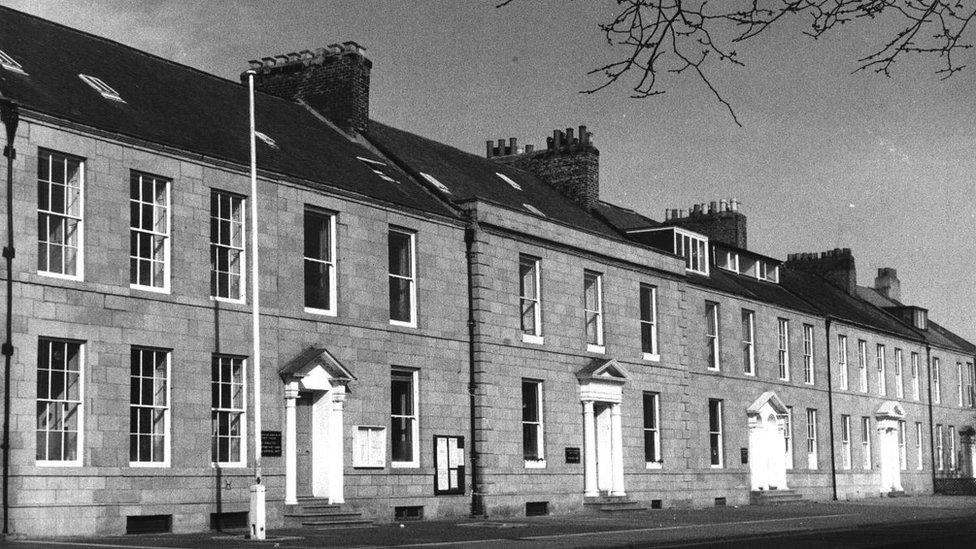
874,267 -> 901,302
662,199 -> 746,248
486,125 -> 599,211
785,248 -> 858,294
243,42 -> 371,135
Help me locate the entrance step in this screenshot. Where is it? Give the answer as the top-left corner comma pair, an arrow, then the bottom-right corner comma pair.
284,498 -> 373,529
583,495 -> 647,513
750,489 -> 804,505
886,490 -> 908,498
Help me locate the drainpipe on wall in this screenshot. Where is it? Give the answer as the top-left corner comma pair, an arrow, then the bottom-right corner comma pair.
824,317 -> 838,500
926,345 -> 936,492
464,222 -> 484,517
0,98 -> 20,536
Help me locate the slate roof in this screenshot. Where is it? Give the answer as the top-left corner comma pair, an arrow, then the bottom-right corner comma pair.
0,6 -> 454,218
367,121 -> 622,239
855,286 -> 975,354
594,201 -> 660,232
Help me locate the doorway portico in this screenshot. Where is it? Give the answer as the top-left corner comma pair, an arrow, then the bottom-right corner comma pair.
279,347 -> 355,506
875,401 -> 905,494
747,391 -> 789,491
576,359 -> 630,498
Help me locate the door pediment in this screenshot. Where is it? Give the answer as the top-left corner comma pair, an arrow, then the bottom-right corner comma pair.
279,347 -> 356,392
747,391 -> 788,418
875,401 -> 906,420
577,358 -> 629,403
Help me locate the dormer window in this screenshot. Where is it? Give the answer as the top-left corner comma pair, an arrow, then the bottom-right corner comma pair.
716,249 -> 739,273
757,261 -> 779,282
79,74 -> 124,102
0,49 -> 26,74
674,229 -> 708,275
496,172 -> 523,191
420,172 -> 451,195
357,157 -> 398,184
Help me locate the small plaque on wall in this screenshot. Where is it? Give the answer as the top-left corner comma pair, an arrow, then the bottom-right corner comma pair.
261,431 -> 282,457
565,447 -> 581,464
740,448 -> 748,464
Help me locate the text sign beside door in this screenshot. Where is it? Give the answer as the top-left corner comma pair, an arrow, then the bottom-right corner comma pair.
433,435 -> 465,495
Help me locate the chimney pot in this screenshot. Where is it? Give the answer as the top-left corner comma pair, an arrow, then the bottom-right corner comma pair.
486,140 -> 494,158
525,144 -> 534,153
579,126 -> 588,144
709,201 -> 718,214
509,137 -> 518,154
679,209 -> 686,218
248,59 -> 262,69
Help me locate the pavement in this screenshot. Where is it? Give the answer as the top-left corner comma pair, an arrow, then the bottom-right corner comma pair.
4,496 -> 976,548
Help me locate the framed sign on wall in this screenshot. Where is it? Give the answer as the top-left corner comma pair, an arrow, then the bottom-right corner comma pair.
433,435 -> 464,495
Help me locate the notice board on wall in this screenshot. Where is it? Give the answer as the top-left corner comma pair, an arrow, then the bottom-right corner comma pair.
433,435 -> 465,495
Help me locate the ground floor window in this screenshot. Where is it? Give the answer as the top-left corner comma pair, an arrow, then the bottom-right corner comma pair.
522,379 -> 545,465
806,409 -> 818,469
391,368 -> 419,467
211,355 -> 245,466
708,399 -> 723,468
861,417 -> 872,470
643,392 -> 661,465
36,338 -> 83,465
130,347 -> 169,465
841,415 -> 852,470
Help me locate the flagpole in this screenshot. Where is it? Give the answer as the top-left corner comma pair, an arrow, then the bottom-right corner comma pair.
245,69 -> 266,541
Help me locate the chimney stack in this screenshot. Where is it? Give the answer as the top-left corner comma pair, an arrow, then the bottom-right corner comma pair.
785,248 -> 858,294
485,124 -> 600,211
244,41 -> 372,135
874,267 -> 901,302
662,198 -> 747,248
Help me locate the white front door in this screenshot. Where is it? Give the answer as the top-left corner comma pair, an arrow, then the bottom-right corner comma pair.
749,409 -> 787,490
877,421 -> 902,493
595,403 -> 613,492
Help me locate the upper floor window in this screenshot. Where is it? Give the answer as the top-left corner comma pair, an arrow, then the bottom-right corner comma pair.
130,171 -> 170,291
967,363 -> 975,407
304,207 -> 337,315
388,228 -> 417,327
777,318 -> 790,381
36,338 -> 83,465
37,150 -> 84,279
519,255 -> 543,343
210,190 -> 245,301
803,324 -> 814,385
894,349 -> 904,399
933,357 -> 942,403
858,340 -> 868,393
391,368 -> 419,467
130,347 -> 170,466
837,335 -> 849,390
211,355 -> 246,467
741,309 -> 755,376
705,302 -> 720,370
911,352 -> 921,400
675,231 -> 708,275
583,270 -> 604,352
640,284 -> 659,360
957,362 -> 965,407
876,344 -> 887,396
522,379 -> 545,467
716,250 -> 739,273
757,261 -> 779,282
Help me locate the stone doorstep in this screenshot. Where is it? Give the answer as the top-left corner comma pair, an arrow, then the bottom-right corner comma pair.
750,489 -> 805,505
284,499 -> 374,529
583,495 -> 648,513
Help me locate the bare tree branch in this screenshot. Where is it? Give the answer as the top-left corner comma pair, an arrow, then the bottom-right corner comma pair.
498,1 -> 976,125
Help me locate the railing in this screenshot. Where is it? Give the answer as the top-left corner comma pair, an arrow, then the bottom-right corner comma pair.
934,476 -> 976,495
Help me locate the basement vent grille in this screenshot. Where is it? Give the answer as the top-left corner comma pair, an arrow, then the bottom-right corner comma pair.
210,511 -> 248,531
79,74 -> 124,102
420,172 -> 451,195
126,514 -> 172,535
0,49 -> 26,74
496,172 -> 522,191
394,506 -> 424,521
525,501 -> 549,516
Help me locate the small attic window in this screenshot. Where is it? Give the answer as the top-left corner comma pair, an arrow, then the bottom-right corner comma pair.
522,203 -> 545,217
496,172 -> 523,191
357,156 -> 398,184
0,49 -> 26,74
420,172 -> 451,195
79,74 -> 124,102
254,131 -> 279,150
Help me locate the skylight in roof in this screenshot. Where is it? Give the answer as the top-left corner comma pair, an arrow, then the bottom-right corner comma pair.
254,131 -> 279,149
496,172 -> 522,191
79,74 -> 124,102
522,203 -> 545,217
420,172 -> 451,195
0,49 -> 26,74
357,156 -> 398,184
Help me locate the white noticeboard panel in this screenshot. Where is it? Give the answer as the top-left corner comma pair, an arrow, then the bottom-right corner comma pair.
353,426 -> 386,468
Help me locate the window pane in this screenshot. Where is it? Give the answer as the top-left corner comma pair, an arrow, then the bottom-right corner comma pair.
521,381 -> 538,422
389,277 -> 412,322
388,231 -> 411,277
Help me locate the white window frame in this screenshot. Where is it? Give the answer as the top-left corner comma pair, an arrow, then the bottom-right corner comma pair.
803,324 -> 814,385
674,228 -> 709,275
915,422 -> 924,471
777,318 -> 790,381
933,357 -> 942,404
129,171 -> 171,293
895,349 -> 904,399
519,255 -> 543,344
742,309 -> 755,376
838,335 -> 849,390
211,355 -> 246,468
968,363 -> 975,408
388,228 -> 417,328
936,424 -> 944,470
706,302 -> 720,371
957,362 -> 964,407
877,344 -> 887,396
79,73 -> 124,102
784,406 -> 793,470
709,399 -> 724,468
861,417 -> 872,470
841,415 -> 852,470
898,420 -> 907,471
949,425 -> 957,470
640,284 -> 659,361
209,190 -> 246,303
522,379 -> 545,468
357,156 -> 398,183
643,392 -> 662,468
858,340 -> 868,393
390,368 -> 420,468
912,352 -> 921,400
129,347 -> 171,467
303,207 -> 338,316
37,149 -> 85,281
583,270 -> 605,353
36,338 -> 84,467
806,408 -> 818,469
0,48 -> 26,74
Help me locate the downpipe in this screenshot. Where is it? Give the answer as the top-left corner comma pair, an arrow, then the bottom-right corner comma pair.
1,98 -> 20,536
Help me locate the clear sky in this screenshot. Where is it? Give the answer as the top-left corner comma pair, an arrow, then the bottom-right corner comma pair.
5,0 -> 975,340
